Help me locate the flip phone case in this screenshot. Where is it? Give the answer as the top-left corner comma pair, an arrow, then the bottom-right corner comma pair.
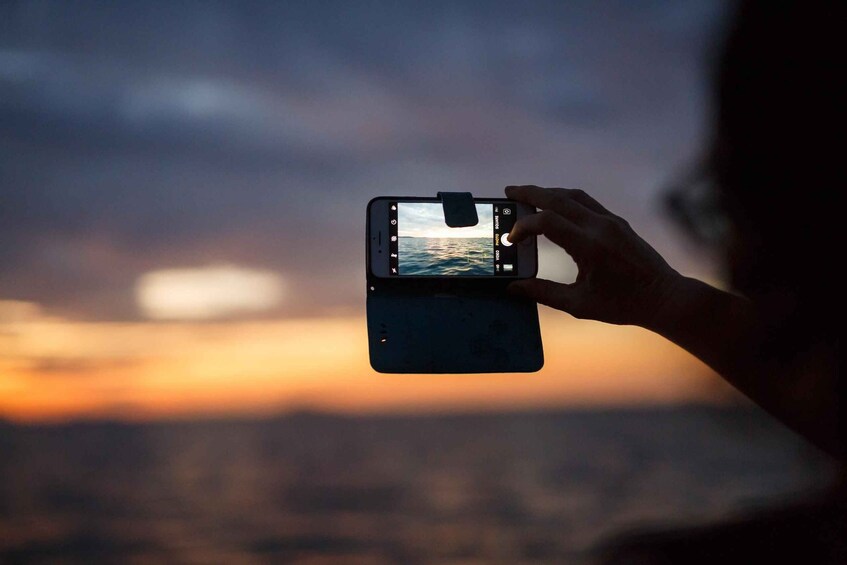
366,193 -> 544,373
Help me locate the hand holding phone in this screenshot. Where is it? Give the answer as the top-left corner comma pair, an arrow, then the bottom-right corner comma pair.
505,185 -> 680,326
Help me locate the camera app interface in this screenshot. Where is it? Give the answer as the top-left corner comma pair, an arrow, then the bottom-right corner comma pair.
388,202 -> 518,276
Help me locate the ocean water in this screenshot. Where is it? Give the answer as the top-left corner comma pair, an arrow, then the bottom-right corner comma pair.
0,407 -> 835,564
399,237 -> 492,275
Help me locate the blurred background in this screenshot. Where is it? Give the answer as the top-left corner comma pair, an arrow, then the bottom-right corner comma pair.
0,1 -> 837,563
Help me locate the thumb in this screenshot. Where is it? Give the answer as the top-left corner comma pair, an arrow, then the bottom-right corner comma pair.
508,278 -> 580,313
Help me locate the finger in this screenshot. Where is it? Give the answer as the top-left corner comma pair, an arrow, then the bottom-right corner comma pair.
508,278 -> 580,313
508,210 -> 587,256
506,185 -> 614,220
505,185 -> 593,225
561,188 -> 613,216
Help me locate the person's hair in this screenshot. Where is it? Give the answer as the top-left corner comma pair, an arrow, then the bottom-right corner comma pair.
710,1 -> 841,344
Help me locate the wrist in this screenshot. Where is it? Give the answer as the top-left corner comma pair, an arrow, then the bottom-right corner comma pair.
641,274 -> 758,352
639,272 -> 698,336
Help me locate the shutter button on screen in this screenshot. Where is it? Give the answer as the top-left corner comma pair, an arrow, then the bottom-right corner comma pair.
500,233 -> 513,247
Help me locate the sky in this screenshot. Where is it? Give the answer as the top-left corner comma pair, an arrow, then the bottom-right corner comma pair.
398,203 -> 492,238
0,0 -> 731,421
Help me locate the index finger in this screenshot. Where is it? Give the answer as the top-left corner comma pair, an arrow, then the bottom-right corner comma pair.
508,210 -> 587,256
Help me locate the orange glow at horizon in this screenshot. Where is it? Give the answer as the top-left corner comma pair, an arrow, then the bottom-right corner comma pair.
0,301 -> 722,423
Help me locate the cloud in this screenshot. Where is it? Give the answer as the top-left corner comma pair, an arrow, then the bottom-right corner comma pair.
135,264 -> 285,320
25,356 -> 141,379
0,0 -> 728,321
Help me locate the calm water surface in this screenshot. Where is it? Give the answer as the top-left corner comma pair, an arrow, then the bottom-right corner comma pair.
399,237 -> 492,276
0,407 -> 834,563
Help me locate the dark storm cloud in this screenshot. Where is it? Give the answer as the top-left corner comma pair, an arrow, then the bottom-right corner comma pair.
0,0 -> 727,320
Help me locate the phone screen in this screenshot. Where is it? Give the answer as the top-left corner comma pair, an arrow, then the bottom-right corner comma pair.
388,201 -> 518,276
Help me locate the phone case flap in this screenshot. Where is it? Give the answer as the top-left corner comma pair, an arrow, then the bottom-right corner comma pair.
366,285 -> 543,373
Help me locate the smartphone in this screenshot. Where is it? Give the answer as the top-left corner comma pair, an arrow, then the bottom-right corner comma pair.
368,197 -> 537,278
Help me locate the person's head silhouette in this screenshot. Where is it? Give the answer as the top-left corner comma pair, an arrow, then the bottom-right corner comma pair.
684,2 -> 840,346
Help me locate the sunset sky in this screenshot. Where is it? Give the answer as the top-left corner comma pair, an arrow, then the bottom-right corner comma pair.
0,0 -> 730,422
